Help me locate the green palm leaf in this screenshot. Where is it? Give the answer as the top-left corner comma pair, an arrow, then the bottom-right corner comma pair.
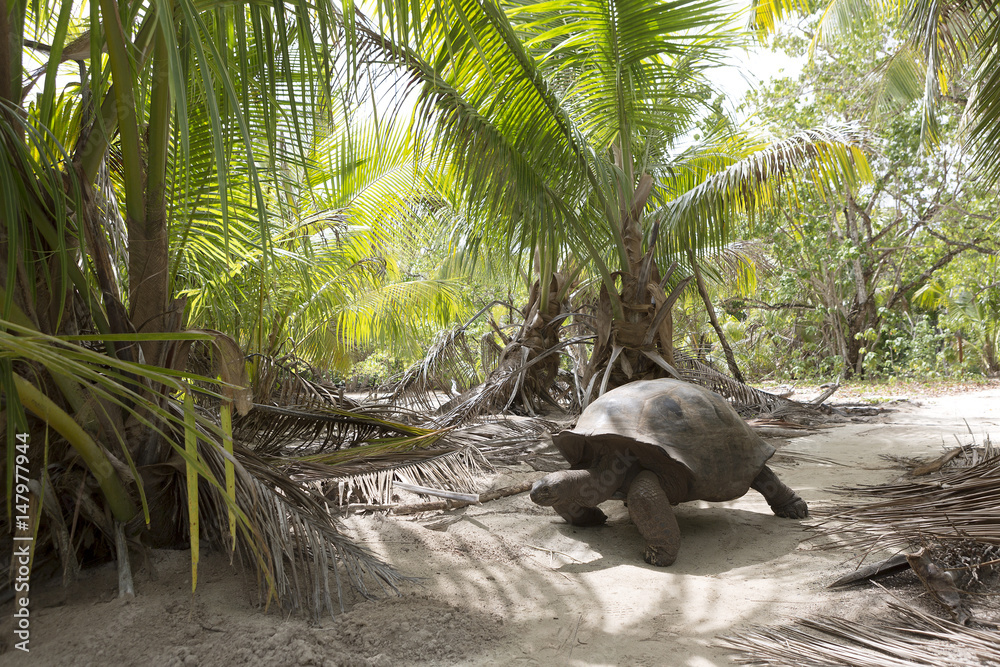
659,126 -> 874,256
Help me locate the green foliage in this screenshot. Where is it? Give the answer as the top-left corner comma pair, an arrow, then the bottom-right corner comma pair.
726,8 -> 1000,381
350,350 -> 405,386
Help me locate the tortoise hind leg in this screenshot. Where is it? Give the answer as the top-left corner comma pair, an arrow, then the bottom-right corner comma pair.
627,470 -> 680,566
751,466 -> 808,518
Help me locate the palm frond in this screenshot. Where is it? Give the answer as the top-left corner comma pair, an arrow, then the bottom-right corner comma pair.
224,445 -> 408,613
862,41 -> 927,114
967,1 -> 1000,183
246,354 -> 359,411
0,321 -> 400,616
387,301 -> 517,412
747,0 -> 812,34
313,446 -> 490,507
721,600 -> 1000,666
324,276 -> 472,363
814,439 -> 1000,552
811,0 -> 892,49
233,402 -> 441,456
514,0 -> 738,149
659,126 -> 874,256
671,346 -> 787,416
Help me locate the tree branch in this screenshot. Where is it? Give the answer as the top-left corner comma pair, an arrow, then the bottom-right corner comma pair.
885,247 -> 964,312
923,228 -> 997,256
722,298 -> 816,312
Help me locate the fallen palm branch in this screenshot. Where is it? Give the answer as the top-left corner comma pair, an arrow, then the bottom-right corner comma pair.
387,480 -> 535,515
813,441 -> 1000,554
813,442 -> 1000,626
671,347 -> 838,422
246,353 -> 360,411
388,313 -> 500,413
310,447 -> 492,507
2,362 -> 406,618
227,447 -> 409,613
234,361 -> 549,516
432,335 -> 592,425
775,442 -> 1000,658
720,595 -> 1000,666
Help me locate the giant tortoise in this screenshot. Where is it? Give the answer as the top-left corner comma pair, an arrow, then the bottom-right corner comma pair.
529,379 -> 808,566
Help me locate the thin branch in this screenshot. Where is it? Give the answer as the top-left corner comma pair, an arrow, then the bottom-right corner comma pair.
723,297 -> 817,312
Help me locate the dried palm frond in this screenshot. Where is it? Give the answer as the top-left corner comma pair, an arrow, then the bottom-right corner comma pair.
388,324 -> 489,413
218,444 -> 408,614
720,603 -> 1000,667
314,447 -> 491,506
387,301 -> 517,413
446,416 -> 560,458
672,346 -> 777,413
669,346 -> 832,421
814,444 -> 1000,554
432,335 -> 590,425
248,353 -> 359,410
281,415 -> 555,507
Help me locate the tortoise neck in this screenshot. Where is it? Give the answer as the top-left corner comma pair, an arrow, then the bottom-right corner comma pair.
568,451 -> 635,505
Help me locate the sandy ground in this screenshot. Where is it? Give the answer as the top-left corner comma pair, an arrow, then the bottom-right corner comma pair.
3,382 -> 1000,666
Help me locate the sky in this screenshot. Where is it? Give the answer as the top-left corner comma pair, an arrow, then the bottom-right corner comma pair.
714,2 -> 810,121
716,46 -> 805,106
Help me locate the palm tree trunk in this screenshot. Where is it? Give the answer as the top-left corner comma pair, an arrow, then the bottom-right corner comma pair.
99,0 -> 170,362
0,0 -> 23,133
137,30 -> 173,365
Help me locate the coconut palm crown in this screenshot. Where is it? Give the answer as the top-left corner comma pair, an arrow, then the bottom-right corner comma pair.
356,0 -> 872,407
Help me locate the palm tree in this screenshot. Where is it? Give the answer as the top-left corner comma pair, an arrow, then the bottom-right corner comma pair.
173,112 -> 472,371
359,0 -> 872,411
1,0 -> 447,614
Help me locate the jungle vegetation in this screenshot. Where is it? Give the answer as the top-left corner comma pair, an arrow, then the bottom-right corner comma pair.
1,0 -> 997,613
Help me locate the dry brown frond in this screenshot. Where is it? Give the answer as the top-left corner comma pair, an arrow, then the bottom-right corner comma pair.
720,602 -> 1000,666
229,447 -> 409,614
316,447 -> 491,507
233,402 -> 439,456
248,354 -> 360,411
814,442 -> 1000,555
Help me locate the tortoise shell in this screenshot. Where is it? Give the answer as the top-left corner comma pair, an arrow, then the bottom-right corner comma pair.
552,379 -> 775,502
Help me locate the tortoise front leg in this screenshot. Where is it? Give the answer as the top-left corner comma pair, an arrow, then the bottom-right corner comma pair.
552,502 -> 608,526
627,470 -> 680,566
751,465 -> 808,518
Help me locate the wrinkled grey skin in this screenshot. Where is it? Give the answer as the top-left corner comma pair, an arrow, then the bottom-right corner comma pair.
530,379 -> 808,566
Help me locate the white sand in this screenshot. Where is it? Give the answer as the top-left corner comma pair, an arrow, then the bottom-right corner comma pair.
4,386 -> 999,666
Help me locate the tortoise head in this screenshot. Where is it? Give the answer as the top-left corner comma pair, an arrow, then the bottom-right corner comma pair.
529,471 -> 578,506
530,467 -> 621,507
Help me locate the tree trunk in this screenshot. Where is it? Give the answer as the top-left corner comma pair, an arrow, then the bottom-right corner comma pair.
0,0 -> 24,137
491,273 -> 566,413
842,293 -> 878,378
688,250 -> 745,383
131,30 -> 173,365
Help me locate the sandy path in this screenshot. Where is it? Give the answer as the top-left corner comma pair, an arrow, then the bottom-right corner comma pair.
3,385 -> 999,666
